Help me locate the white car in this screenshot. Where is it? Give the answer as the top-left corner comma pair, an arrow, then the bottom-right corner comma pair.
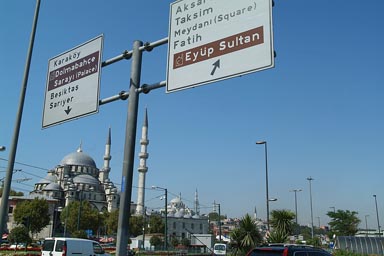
41,237 -> 110,256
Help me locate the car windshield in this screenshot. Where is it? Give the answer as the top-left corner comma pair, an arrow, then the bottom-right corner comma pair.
215,244 -> 226,250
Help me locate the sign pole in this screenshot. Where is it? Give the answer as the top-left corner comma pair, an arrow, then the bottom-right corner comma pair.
0,0 -> 41,240
115,40 -> 143,256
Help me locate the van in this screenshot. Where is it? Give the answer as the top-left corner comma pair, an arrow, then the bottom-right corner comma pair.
213,243 -> 227,255
41,237 -> 109,256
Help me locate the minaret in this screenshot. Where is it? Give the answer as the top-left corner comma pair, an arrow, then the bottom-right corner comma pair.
136,109 -> 149,215
99,128 -> 111,183
194,189 -> 200,216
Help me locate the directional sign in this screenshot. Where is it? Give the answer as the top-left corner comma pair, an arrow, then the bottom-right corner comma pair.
166,0 -> 274,93
42,35 -> 103,128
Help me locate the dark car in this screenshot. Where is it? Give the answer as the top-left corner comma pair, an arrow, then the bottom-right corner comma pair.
246,244 -> 332,256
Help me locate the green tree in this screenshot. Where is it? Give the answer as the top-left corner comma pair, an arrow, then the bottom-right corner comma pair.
327,209 -> 360,236
104,209 -> 119,235
268,209 -> 295,243
148,214 -> 165,234
150,235 -> 163,249
129,215 -> 144,237
230,214 -> 262,255
13,198 -> 50,236
61,200 -> 99,237
170,236 -> 179,247
8,226 -> 32,247
181,237 -> 191,247
0,188 -> 24,197
269,209 -> 295,235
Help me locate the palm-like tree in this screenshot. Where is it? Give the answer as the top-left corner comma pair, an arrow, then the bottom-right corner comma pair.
268,209 -> 295,243
230,214 -> 262,255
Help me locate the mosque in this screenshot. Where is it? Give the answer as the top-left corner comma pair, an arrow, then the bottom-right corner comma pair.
13,110 -> 209,241
30,128 -> 119,213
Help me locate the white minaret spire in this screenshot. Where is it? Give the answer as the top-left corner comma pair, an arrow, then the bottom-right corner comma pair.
194,189 -> 200,216
99,128 -> 111,183
136,109 -> 149,215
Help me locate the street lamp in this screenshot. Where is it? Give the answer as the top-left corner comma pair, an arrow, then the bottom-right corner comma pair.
373,195 -> 381,237
365,215 -> 370,237
152,186 -> 168,251
290,189 -> 302,224
213,202 -> 222,242
330,206 -> 336,213
0,146 -> 5,151
307,176 -> 314,239
256,140 -> 271,231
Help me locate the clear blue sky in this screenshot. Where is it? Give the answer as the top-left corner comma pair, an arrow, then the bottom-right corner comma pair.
0,0 -> 383,229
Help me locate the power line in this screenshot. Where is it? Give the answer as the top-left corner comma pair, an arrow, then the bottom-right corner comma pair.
0,157 -> 49,171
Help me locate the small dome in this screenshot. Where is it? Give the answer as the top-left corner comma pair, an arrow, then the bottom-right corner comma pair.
171,197 -> 181,204
43,183 -> 62,191
38,174 -> 57,184
73,174 -> 99,186
60,147 -> 96,168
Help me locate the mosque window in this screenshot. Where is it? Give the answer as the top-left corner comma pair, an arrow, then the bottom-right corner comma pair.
182,223 -> 185,229
173,222 -> 176,229
200,223 -> 203,230
191,223 -> 194,230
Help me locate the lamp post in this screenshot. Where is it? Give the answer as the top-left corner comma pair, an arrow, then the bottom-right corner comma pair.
330,206 -> 336,213
307,176 -> 314,239
290,189 -> 302,224
213,202 -> 222,242
256,140 -> 271,231
373,195 -> 381,237
152,186 -> 168,251
0,146 -> 5,151
365,215 -> 370,237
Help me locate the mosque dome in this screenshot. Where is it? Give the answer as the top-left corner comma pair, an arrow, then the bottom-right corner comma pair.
73,174 -> 100,187
38,174 -> 57,184
60,147 -> 96,168
43,182 -> 62,191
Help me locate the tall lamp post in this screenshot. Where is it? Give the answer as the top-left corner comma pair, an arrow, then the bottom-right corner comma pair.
256,140 -> 271,231
290,189 -> 302,224
152,186 -> 168,251
373,195 -> 381,237
365,215 -> 370,237
307,177 -> 314,239
213,202 -> 222,242
330,206 -> 336,213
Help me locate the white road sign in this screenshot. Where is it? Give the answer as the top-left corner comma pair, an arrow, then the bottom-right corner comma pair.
42,35 -> 103,128
166,0 -> 274,93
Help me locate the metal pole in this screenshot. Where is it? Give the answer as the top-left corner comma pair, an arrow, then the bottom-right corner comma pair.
256,141 -> 270,231
165,189 -> 168,252
0,0 -> 40,240
290,189 -> 302,224
115,40 -> 143,256
307,177 -> 314,239
218,203 -> 222,242
142,207 -> 146,250
373,195 -> 381,237
365,215 -> 369,237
